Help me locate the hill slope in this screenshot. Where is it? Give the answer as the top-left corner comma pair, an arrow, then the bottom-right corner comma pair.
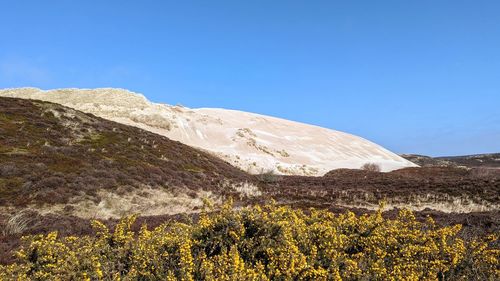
0,97 -> 256,220
401,153 -> 500,168
0,88 -> 417,175
1,97 -> 498,265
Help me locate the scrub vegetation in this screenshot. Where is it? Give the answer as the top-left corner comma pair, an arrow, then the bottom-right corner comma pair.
1,97 -> 499,279
0,202 -> 498,280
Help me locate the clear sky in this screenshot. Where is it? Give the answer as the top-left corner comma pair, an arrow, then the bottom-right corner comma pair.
1,1 -> 499,156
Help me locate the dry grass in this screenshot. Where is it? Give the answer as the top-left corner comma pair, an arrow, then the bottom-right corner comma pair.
34,187 -> 222,220
337,197 -> 500,213
2,210 -> 39,236
221,180 -> 262,199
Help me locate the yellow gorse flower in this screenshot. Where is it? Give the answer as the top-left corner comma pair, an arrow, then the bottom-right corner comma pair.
0,202 -> 498,280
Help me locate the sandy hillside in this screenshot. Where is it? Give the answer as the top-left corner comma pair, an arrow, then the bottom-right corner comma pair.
0,88 -> 417,175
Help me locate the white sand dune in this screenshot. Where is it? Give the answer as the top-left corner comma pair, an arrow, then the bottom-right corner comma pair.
0,88 -> 417,175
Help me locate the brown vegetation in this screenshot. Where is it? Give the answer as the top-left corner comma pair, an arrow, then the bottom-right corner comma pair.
0,97 -> 254,208
263,167 -> 500,210
360,163 -> 381,172
401,153 -> 500,168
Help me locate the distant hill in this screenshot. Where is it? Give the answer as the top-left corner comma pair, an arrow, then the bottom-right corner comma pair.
437,153 -> 500,168
401,153 -> 500,168
0,88 -> 417,175
0,97 -> 256,220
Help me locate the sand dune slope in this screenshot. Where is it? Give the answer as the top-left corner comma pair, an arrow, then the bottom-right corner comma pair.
0,88 -> 417,175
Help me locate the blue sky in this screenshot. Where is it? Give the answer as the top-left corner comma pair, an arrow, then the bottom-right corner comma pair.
1,1 -> 499,156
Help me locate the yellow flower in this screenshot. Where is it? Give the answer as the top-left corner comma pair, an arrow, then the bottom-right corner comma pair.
1,202 -> 498,280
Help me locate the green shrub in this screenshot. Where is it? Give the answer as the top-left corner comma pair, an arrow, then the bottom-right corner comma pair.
1,202 -> 498,280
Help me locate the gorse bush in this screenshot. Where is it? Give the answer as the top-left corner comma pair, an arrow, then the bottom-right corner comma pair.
0,202 -> 498,280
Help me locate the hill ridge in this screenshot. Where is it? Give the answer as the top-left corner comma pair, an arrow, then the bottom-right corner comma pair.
0,97 -> 256,220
